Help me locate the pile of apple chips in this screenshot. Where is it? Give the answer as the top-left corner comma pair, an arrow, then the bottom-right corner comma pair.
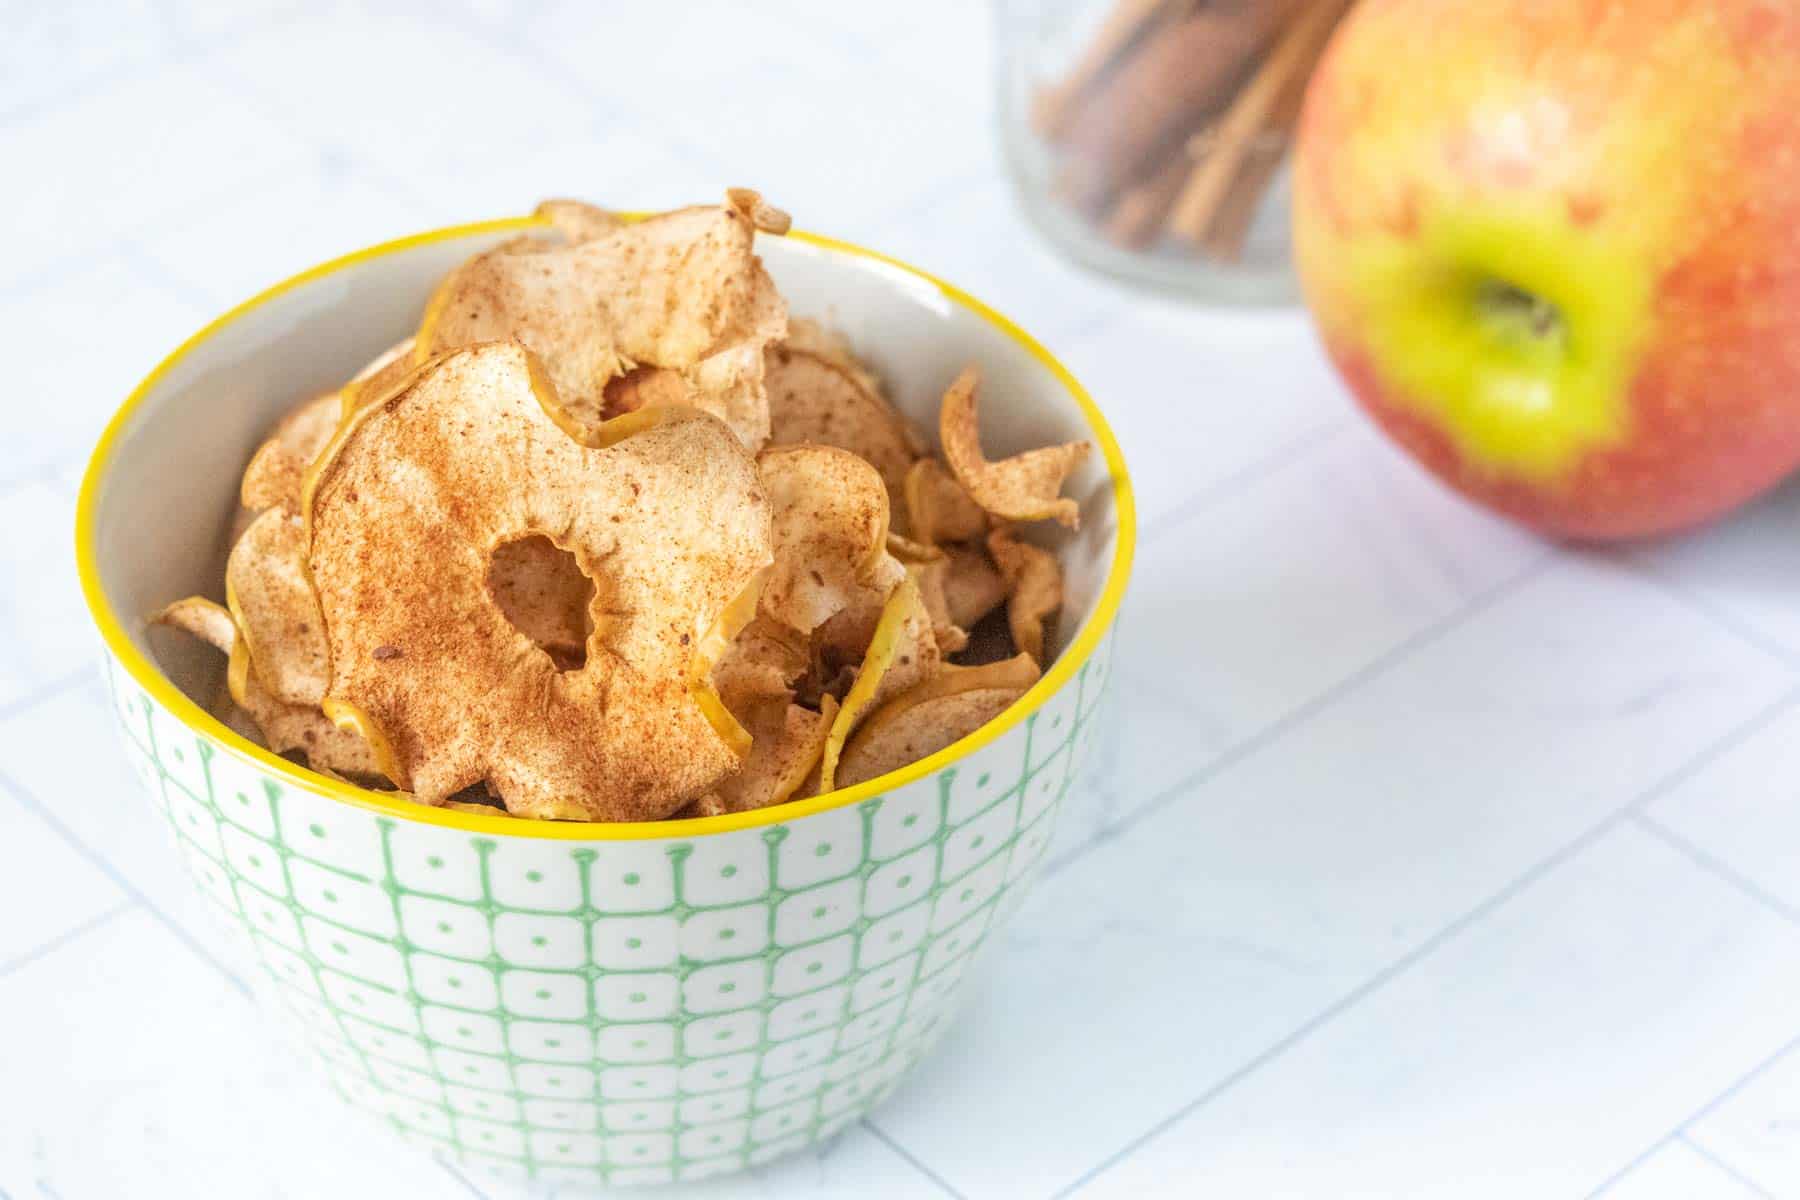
153,191 -> 1090,822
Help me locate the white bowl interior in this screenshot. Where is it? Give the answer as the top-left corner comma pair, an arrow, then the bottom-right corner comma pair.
86,226 -> 1125,725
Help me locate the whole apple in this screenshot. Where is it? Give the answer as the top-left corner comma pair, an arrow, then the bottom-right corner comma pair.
1294,0 -> 1800,540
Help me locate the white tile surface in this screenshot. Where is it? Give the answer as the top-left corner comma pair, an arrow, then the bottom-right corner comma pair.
10,5 -> 1800,1198
1689,1042 -> 1800,1197
1603,1140 -> 1768,1200
1078,826 -> 1800,1200
1646,699 -> 1800,917
871,558 -> 1796,1198
0,781 -> 126,970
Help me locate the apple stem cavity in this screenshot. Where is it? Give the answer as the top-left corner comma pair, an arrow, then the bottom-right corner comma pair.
1479,279 -> 1567,347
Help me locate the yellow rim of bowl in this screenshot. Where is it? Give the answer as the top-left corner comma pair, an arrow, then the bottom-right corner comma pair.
75,215 -> 1137,840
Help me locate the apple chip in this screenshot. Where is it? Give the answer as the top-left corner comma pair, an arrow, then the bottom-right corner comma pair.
240,390 -> 341,515
226,508 -> 329,706
713,613 -> 810,715
940,544 -> 1008,630
940,366 -> 1092,528
908,558 -> 970,655
672,793 -> 729,819
305,342 -> 773,821
786,317 -> 887,401
534,197 -> 624,243
904,457 -> 988,546
986,527 -> 1064,665
416,192 -> 788,449
150,597 -> 381,778
836,654 -> 1041,789
764,345 -> 919,494
760,444 -> 905,635
713,694 -> 838,815
816,576 -> 940,794
337,337 -> 419,418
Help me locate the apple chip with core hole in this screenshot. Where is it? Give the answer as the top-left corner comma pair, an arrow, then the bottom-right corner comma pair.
835,653 -> 1042,789
226,508 -> 329,706
941,366 -> 1092,528
305,341 -> 773,821
417,192 -> 788,449
760,444 -> 905,635
765,346 -> 919,494
987,527 -> 1064,665
904,457 -> 988,546
150,597 -> 382,779
817,576 -> 940,794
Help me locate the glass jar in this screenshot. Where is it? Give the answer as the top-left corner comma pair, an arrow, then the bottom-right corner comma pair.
995,0 -> 1352,305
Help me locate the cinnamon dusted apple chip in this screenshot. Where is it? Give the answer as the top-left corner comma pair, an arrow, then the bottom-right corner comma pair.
713,694 -> 839,814
760,444 -> 905,636
940,544 -> 1008,631
534,197 -> 624,242
987,527 -> 1064,665
835,653 -> 1041,789
416,191 -> 788,448
765,346 -> 919,494
305,341 -> 773,821
240,390 -> 340,515
150,597 -> 382,778
713,613 -> 811,714
336,337 -> 419,419
816,576 -> 940,794
226,508 -> 329,706
908,558 -> 970,655
940,366 -> 1092,528
904,456 -> 988,545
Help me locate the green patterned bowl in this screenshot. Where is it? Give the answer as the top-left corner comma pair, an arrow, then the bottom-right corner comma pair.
75,217 -> 1134,1186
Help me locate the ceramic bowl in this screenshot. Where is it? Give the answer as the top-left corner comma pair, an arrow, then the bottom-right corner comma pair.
76,218 -> 1134,1186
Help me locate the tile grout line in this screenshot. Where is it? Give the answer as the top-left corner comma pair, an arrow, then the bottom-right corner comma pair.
860,1117 -> 969,1200
1633,812 -> 1800,927
1622,555 -> 1800,673
433,1152 -> 493,1199
1136,420 -> 1354,545
1040,550 -> 1557,881
0,666 -> 97,725
1051,808 -> 1631,1198
1677,1132 -> 1779,1200
1584,1028 -> 1800,1200
0,768 -> 251,997
1058,673 -> 1800,1198
0,898 -> 137,979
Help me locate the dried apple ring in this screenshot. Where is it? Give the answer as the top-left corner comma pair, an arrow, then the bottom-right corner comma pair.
940,366 -> 1092,528
150,597 -> 381,778
816,576 -> 940,794
987,527 -> 1064,665
226,508 -> 329,706
940,544 -> 1008,631
305,341 -> 773,821
835,654 -> 1042,789
760,444 -> 905,636
416,192 -> 788,449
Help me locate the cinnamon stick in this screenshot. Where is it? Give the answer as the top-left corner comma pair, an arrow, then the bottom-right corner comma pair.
1032,0 -> 1193,142
1166,0 -> 1351,245
1103,150 -> 1196,249
1055,0 -> 1307,214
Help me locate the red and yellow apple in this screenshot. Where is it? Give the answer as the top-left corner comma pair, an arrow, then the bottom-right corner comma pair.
1294,0 -> 1800,540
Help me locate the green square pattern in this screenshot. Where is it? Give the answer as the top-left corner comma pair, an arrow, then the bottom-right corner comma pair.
101,626 -> 1114,1185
